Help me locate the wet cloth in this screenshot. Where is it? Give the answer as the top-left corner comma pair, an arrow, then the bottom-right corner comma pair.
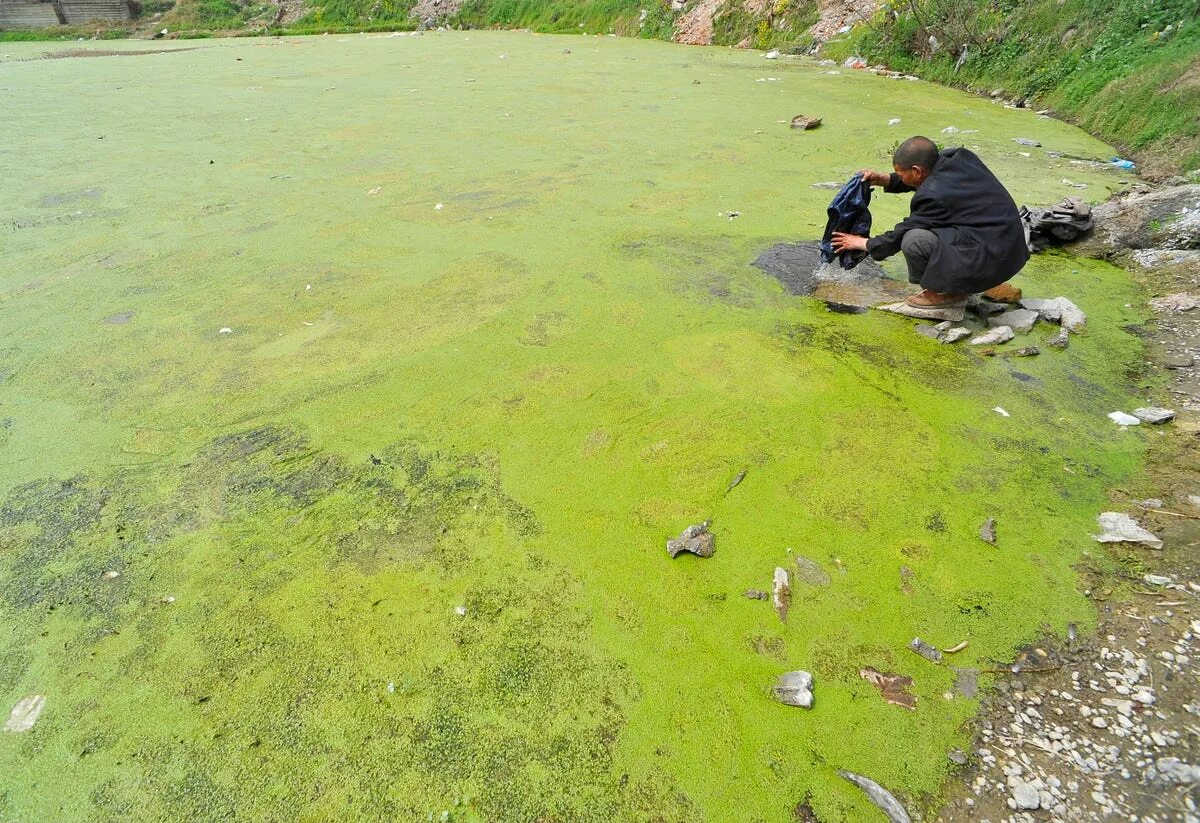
1019,197 -> 1093,252
820,173 -> 873,269
865,148 -> 1029,294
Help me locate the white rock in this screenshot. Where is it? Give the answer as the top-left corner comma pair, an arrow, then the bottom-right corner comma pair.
1012,781 -> 1041,810
1092,513 -> 1162,549
764,49 -> 780,59
970,325 -> 1014,345
1108,411 -> 1140,426
1133,407 -> 1175,424
219,327 -> 233,334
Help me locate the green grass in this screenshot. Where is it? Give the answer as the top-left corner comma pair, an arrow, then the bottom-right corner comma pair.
0,33 -> 1149,822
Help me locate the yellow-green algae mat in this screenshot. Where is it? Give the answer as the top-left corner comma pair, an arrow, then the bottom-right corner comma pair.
0,31 -> 1149,821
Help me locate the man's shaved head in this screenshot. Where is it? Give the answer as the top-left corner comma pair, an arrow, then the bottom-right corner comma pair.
893,136 -> 940,171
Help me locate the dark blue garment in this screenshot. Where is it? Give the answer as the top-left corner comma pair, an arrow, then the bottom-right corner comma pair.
819,173 -> 873,269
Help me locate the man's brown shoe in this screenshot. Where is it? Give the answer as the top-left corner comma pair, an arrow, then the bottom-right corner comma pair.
906,289 -> 968,308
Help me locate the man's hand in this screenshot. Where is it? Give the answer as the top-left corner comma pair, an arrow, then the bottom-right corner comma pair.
858,169 -> 891,187
831,232 -> 869,253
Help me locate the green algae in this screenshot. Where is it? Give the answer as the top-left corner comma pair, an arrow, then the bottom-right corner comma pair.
0,32 -> 1149,821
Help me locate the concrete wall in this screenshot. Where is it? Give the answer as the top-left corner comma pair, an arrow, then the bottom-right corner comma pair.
0,2 -> 63,28
58,0 -> 130,21
0,0 -> 130,28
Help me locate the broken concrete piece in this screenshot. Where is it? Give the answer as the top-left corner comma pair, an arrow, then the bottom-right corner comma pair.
877,301 -> 965,322
1108,411 -> 1141,426
4,695 -> 45,733
666,520 -> 715,558
838,770 -> 913,823
988,308 -> 1039,333
793,556 -> 831,587
909,637 -> 943,663
772,567 -> 790,622
1133,407 -> 1175,424
772,670 -> 813,708
1092,512 -> 1163,549
980,517 -> 997,545
969,326 -> 1013,346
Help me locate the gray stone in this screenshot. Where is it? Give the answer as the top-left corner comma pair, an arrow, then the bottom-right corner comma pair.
1012,137 -> 1042,147
772,670 -> 814,708
667,520 -> 715,558
1045,328 -> 1069,349
1133,407 -> 1175,424
989,308 -> 1039,333
980,517 -> 997,545
970,325 -> 1014,345
909,637 -> 943,663
1012,781 -> 1041,809
1019,296 -> 1086,332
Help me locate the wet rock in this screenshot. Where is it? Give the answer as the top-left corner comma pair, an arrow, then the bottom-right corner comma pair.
790,114 -> 822,130
1092,512 -> 1163,549
772,567 -> 790,622
744,589 -> 768,600
772,670 -> 813,708
955,667 -> 979,698
969,325 -> 1014,346
1045,328 -> 1069,349
980,517 -> 997,545
1107,411 -> 1140,426
4,695 -> 45,733
793,556 -> 830,587
909,637 -> 943,663
1133,407 -> 1175,424
1149,292 -> 1200,313
1012,137 -> 1041,147
877,301 -> 965,322
1013,346 -> 1040,357
838,770 -> 912,823
1012,781 -> 1041,809
667,520 -> 715,558
989,308 -> 1039,333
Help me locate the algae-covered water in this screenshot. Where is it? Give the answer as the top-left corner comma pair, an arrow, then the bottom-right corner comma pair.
0,31 -> 1149,821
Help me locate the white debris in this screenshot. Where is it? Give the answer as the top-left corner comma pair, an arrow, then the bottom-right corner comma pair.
219,327 -> 233,334
3,695 -> 45,733
942,126 -> 961,134
764,49 -> 780,59
1092,512 -> 1163,549
1107,411 -> 1140,426
993,407 -> 1010,417
888,118 -> 902,125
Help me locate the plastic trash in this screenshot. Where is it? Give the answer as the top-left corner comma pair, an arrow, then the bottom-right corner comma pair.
1111,158 -> 1136,169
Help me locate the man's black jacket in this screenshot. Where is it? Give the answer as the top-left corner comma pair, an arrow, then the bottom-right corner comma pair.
865,147 -> 1029,294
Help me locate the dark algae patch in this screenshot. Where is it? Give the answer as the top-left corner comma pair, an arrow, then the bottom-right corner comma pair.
0,33 -> 1150,821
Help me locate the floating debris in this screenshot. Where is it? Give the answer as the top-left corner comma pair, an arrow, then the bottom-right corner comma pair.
744,589 -> 768,601
1108,411 -> 1140,426
1013,137 -> 1041,147
1133,407 -> 1175,424
101,570 -> 121,580
980,517 -> 997,545
793,556 -> 831,587
811,181 -> 842,190
667,520 -> 715,558
772,567 -> 791,622
993,407 -> 1010,417
1092,512 -> 1162,549
764,49 -> 780,59
860,667 -> 916,710
3,695 -> 46,733
790,115 -> 822,130
838,771 -> 912,823
943,640 -> 969,654
772,670 -> 814,708
909,637 -> 943,663
726,469 -> 747,493
942,126 -> 961,134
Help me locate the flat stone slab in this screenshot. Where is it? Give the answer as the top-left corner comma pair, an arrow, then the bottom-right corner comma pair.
988,308 -> 1039,333
772,670 -> 814,708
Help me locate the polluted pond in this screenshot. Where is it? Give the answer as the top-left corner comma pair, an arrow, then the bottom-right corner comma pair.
0,30 -> 1156,822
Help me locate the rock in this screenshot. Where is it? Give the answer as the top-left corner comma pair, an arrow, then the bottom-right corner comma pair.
772,670 -> 813,708
909,637 -> 943,663
969,325 -> 1014,346
772,567 -> 790,622
1092,512 -> 1163,549
1150,757 -> 1200,785
1144,574 -> 1172,586
983,283 -> 1022,303
1012,781 -> 1041,810
941,126 -> 960,134
1019,296 -> 1086,332
793,556 -> 830,587
744,589 -> 768,600
1013,346 -> 1040,357
876,301 -> 965,322
790,115 -> 821,130
1133,407 -> 1175,424
955,667 -> 979,698
838,771 -> 912,823
980,517 -> 997,545
764,49 -> 780,59
942,326 -> 971,343
1046,328 -> 1069,349
1108,411 -> 1141,426
667,520 -> 715,558
989,308 -> 1039,333
1012,137 -> 1042,147
4,695 -> 45,733
948,748 -> 968,765
1149,293 -> 1200,313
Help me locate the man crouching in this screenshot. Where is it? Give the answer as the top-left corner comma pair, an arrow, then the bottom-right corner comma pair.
831,136 -> 1029,309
